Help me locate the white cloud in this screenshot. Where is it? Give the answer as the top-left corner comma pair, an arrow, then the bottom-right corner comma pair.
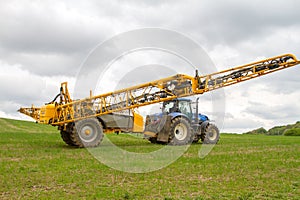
0,61 -> 45,102
0,60 -> 75,117
0,0 -> 299,133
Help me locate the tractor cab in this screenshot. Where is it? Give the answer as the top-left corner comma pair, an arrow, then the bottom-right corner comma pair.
162,98 -> 209,123
162,98 -> 193,120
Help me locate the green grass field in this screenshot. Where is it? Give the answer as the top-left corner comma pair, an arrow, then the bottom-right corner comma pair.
0,118 -> 299,199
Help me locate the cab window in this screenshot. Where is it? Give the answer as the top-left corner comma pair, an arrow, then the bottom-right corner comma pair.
178,101 -> 192,118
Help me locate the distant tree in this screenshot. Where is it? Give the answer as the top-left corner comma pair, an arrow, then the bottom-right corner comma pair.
284,128 -> 300,136
244,121 -> 300,135
256,127 -> 267,134
267,126 -> 287,135
267,121 -> 300,135
244,127 -> 267,135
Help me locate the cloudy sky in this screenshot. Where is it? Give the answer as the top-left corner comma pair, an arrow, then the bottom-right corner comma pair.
1,0 -> 300,133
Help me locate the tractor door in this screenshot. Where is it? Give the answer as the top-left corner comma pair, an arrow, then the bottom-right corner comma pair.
178,100 -> 193,120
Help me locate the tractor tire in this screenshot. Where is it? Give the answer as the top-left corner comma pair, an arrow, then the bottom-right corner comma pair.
148,137 -> 157,144
168,117 -> 193,145
192,135 -> 201,143
70,118 -> 104,147
202,124 -> 220,144
60,130 -> 76,146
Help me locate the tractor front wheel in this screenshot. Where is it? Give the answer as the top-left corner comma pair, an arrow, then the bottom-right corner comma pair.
202,124 -> 220,144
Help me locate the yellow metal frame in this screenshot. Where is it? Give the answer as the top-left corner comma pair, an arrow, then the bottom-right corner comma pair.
19,54 -> 300,126
18,105 -> 40,121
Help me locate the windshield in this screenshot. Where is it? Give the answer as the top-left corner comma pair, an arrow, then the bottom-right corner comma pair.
163,101 -> 176,113
163,100 -> 193,118
178,101 -> 192,118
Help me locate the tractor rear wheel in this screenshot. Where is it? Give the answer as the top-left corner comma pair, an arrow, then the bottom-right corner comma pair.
202,124 -> 220,144
70,118 -> 104,147
169,117 -> 193,145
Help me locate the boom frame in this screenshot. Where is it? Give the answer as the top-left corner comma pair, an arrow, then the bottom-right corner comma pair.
19,54 -> 300,126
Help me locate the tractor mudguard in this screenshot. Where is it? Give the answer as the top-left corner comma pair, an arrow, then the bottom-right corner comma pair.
168,112 -> 190,121
156,115 -> 172,142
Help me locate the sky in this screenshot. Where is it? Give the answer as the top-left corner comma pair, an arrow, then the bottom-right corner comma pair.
0,0 -> 300,133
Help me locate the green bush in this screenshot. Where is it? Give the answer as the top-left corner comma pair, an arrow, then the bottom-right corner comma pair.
284,128 -> 300,136
244,127 -> 267,135
267,126 -> 286,135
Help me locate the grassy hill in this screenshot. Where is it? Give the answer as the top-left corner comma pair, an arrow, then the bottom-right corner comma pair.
0,118 -> 57,133
0,118 -> 299,199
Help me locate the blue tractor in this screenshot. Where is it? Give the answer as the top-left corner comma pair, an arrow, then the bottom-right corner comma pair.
144,98 -> 220,145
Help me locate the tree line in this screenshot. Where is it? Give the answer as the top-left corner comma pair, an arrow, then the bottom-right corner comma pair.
243,121 -> 300,136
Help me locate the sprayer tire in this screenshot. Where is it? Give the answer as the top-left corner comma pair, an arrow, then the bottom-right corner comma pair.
69,118 -> 104,147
